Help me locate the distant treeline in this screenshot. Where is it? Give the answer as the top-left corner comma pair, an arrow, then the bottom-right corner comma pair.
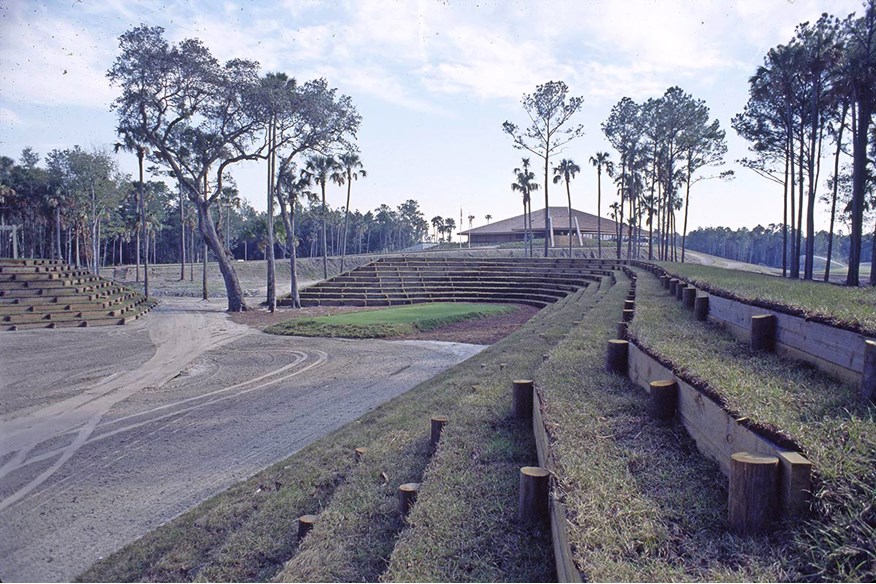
685,225 -> 872,274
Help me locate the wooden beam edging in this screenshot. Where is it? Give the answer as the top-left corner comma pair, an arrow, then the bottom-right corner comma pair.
636,262 -> 876,389
532,390 -> 583,583
626,341 -> 812,519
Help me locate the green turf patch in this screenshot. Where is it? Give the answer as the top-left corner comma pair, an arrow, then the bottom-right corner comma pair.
631,268 -> 876,581
661,262 -> 876,335
264,302 -> 513,338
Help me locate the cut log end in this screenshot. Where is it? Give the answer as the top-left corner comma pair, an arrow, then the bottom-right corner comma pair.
297,514 -> 318,539
518,466 -> 550,525
729,451 -> 779,535
606,339 -> 629,375
398,482 -> 420,516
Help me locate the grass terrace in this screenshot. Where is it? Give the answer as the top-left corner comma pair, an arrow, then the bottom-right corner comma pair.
661,262 -> 876,335
264,302 -> 513,338
534,271 -> 789,581
630,267 -> 876,580
79,279 -> 609,582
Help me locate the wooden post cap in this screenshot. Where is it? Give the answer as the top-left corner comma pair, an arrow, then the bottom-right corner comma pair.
750,314 -> 777,352
622,308 -> 635,322
624,299 -> 635,310
354,447 -> 368,462
694,294 -> 709,321
518,466 -> 550,525
298,514 -> 318,538
649,379 -> 678,421
430,416 -> 448,450
861,340 -> 876,403
512,380 -> 534,420
606,339 -> 629,374
398,482 -> 420,516
682,286 -> 696,308
729,451 -> 779,535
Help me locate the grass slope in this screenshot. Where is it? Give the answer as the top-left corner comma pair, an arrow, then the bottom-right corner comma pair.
264,302 -> 512,339
535,272 -> 789,581
79,284 -> 604,582
631,268 -> 875,581
662,262 -> 876,335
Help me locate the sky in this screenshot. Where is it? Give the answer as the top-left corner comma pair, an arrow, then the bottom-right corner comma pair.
0,0 -> 866,238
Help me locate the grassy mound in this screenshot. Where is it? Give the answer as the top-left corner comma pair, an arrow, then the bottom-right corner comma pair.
661,262 -> 876,335
264,302 -> 513,338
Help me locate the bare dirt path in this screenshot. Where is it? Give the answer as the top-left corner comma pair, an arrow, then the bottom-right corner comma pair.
0,298 -> 484,582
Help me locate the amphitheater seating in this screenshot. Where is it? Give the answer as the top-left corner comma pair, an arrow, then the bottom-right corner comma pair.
0,258 -> 156,331
289,256 -> 622,308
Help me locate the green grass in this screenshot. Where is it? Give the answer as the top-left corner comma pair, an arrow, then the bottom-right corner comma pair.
79,281 -> 606,582
264,302 -> 513,338
662,262 -> 876,335
630,268 -> 876,581
532,272 -> 789,581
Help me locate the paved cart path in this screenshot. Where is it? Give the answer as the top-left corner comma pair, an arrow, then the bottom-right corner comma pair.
0,298 -> 484,582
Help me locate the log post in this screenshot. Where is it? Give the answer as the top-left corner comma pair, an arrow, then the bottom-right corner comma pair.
512,379 -> 534,420
675,282 -> 684,300
616,321 -> 628,340
750,314 -> 777,352
729,452 -> 779,534
861,340 -> 876,403
430,415 -> 448,451
398,482 -> 420,516
682,286 -> 696,309
518,466 -> 550,525
694,294 -> 709,322
354,447 -> 368,462
622,308 -> 635,323
660,275 -> 669,288
649,379 -> 678,421
297,514 -> 317,539
624,299 -> 635,311
669,279 -> 678,295
605,339 -> 629,375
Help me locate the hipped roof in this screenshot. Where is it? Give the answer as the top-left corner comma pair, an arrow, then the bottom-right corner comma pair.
458,207 -> 628,236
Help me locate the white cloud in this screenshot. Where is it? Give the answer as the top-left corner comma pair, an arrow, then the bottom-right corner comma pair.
0,107 -> 22,126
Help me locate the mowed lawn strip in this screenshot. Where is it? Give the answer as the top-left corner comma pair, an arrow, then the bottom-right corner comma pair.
631,268 -> 876,581
534,273 -> 789,581
661,262 -> 876,335
79,283 -> 601,583
283,282 -> 604,582
382,279 -> 609,582
265,302 -> 513,338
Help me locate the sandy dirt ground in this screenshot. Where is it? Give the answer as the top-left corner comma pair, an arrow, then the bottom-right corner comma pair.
0,298 -> 484,582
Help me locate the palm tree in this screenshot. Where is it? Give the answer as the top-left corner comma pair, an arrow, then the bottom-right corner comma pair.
431,215 -> 444,242
443,217 -> 456,243
589,152 -> 614,258
553,158 -> 581,256
302,154 -> 339,279
485,214 -> 492,224
332,152 -> 366,273
113,134 -> 148,296
511,158 -> 539,257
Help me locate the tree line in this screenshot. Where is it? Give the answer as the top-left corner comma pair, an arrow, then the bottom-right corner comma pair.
734,0 -> 876,285
0,147 -> 429,283
685,224 -> 871,274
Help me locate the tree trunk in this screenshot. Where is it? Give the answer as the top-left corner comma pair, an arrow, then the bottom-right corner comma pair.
825,107 -> 847,281
681,159 -> 692,264
793,132 -> 804,279
341,176 -> 351,273
596,168 -> 602,258
266,123 -> 277,312
321,180 -> 328,279
179,185 -> 186,280
543,156 -> 550,257
566,179 -> 573,256
847,99 -> 872,286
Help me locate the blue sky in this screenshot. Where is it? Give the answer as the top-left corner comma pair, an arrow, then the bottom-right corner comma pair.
0,0 -> 865,236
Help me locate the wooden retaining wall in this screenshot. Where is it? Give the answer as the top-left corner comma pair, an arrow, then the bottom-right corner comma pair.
533,391 -> 582,583
635,262 -> 872,387
626,342 -> 812,519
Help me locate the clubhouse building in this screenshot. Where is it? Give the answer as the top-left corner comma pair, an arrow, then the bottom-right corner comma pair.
458,207 -> 627,246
